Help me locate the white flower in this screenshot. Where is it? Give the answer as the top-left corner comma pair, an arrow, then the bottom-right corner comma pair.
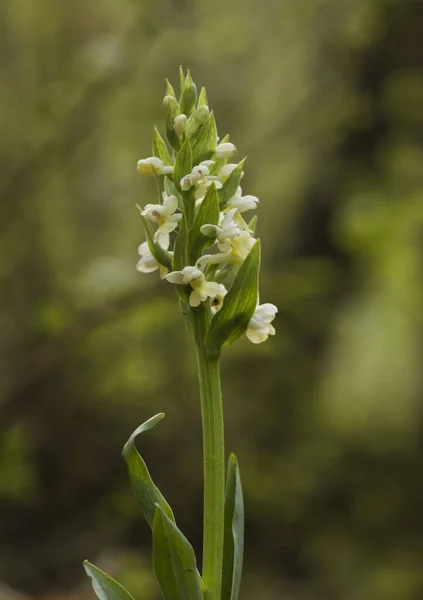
226,187 -> 259,213
141,192 -> 182,246
246,303 -> 278,344
211,285 -> 228,315
137,157 -> 174,176
136,242 -> 159,273
136,231 -> 171,277
136,238 -> 170,279
200,209 -> 241,243
165,266 -> 227,308
180,161 -> 223,199
216,142 -> 236,159
174,114 -> 187,136
197,230 -> 256,271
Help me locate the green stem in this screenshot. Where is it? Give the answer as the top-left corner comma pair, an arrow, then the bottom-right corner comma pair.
193,305 -> 225,600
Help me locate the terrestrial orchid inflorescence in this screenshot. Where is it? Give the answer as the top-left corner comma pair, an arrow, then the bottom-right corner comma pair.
135,69 -> 277,346
84,69 -> 278,600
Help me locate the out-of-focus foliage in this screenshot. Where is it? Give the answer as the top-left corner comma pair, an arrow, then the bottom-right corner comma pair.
1,0 -> 423,599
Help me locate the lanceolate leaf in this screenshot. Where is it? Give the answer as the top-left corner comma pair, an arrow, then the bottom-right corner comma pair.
197,86 -> 208,107
140,215 -> 172,271
122,413 -> 175,530
191,111 -> 218,164
206,239 -> 260,350
83,561 -> 135,600
165,95 -> 181,152
172,217 -> 190,302
153,126 -> 173,166
221,454 -> 244,600
173,216 -> 188,272
219,159 -> 246,209
165,78 -> 177,99
153,505 -> 203,600
187,183 -> 219,263
179,66 -> 186,96
164,177 -> 180,206
247,214 -> 257,235
174,139 -> 193,192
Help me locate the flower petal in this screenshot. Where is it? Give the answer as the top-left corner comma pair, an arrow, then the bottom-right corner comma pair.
189,289 -> 203,307
163,193 -> 178,213
165,271 -> 185,284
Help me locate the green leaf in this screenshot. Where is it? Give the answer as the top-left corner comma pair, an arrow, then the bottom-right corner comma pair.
164,176 -> 180,202
164,95 -> 181,152
221,454 -> 244,600
187,183 -> 219,264
122,413 -> 175,529
206,239 -> 260,350
180,70 -> 198,116
197,86 -> 208,107
219,159 -> 246,209
83,561 -> 135,600
247,214 -> 257,235
172,217 -> 190,302
172,216 -> 188,272
140,215 -> 172,271
179,66 -> 186,96
165,78 -> 177,99
191,111 -> 218,165
174,139 -> 192,192
153,126 -> 173,166
153,505 -> 203,600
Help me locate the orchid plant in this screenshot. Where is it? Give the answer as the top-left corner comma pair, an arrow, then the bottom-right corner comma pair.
84,69 -> 277,600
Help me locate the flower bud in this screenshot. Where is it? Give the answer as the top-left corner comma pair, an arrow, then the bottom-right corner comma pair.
173,114 -> 187,136
218,163 -> 239,180
215,142 -> 236,159
163,95 -> 180,119
192,104 -> 209,124
137,157 -> 174,176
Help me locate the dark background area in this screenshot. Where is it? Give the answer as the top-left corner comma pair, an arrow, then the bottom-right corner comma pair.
1,0 -> 423,599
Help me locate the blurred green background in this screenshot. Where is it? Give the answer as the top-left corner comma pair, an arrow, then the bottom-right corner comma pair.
1,0 -> 423,599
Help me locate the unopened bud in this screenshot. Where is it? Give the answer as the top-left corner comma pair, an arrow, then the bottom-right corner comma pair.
163,95 -> 180,117
173,114 -> 187,136
192,104 -> 209,124
216,142 -> 236,159
137,157 -> 173,176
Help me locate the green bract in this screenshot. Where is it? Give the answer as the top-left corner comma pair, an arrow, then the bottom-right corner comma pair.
206,240 -> 261,350
191,112 -> 218,164
188,184 -> 220,264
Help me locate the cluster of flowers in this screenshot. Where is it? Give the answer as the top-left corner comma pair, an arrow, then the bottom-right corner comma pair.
136,73 -> 277,344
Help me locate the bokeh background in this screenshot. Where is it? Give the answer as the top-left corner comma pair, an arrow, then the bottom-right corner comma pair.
1,0 -> 423,599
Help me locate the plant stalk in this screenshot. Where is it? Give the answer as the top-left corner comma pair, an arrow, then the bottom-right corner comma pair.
193,305 -> 225,600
